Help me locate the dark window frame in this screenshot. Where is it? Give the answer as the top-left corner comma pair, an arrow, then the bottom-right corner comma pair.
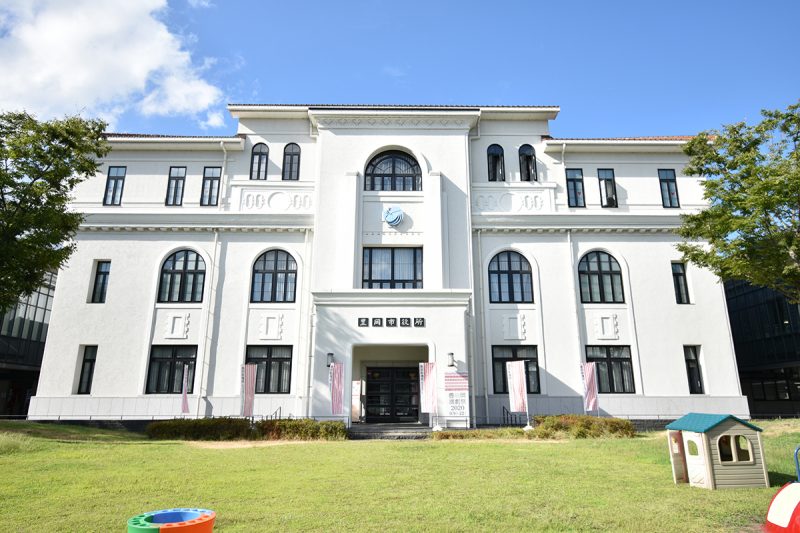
492,345 -> 540,394
90,260 -> 111,303
165,166 -> 186,206
672,262 -> 690,304
487,144 -> 505,182
598,168 -> 617,208
103,166 -> 126,206
684,345 -> 704,394
250,143 -> 269,180
282,143 -> 301,181
251,250 -> 298,303
157,249 -> 206,303
362,247 -> 423,289
77,345 -> 97,395
578,251 -> 625,303
145,345 -> 196,394
585,345 -> 635,393
566,168 -> 586,208
200,166 -> 221,206
488,251 -> 534,303
658,169 -> 680,208
364,151 -> 422,191
245,345 -> 293,394
518,144 -> 537,182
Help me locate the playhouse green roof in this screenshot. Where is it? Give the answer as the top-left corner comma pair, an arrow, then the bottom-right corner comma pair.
665,413 -> 761,433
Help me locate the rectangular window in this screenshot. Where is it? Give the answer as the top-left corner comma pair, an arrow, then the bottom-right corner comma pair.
165,166 -> 186,206
200,167 -> 221,206
90,261 -> 111,303
598,168 -> 617,208
103,166 -> 126,205
659,169 -> 680,208
246,345 -> 292,393
77,345 -> 97,395
672,262 -> 690,304
362,248 -> 423,289
566,169 -> 585,207
492,345 -> 540,394
585,345 -> 635,393
145,345 -> 196,394
684,345 -> 704,394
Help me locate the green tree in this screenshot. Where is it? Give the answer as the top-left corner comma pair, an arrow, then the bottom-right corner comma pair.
677,100 -> 800,301
0,111 -> 109,310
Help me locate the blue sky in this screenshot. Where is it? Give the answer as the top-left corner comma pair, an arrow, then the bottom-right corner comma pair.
1,0 -> 798,137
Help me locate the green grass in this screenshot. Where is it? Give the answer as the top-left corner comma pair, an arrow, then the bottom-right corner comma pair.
0,420 -> 798,532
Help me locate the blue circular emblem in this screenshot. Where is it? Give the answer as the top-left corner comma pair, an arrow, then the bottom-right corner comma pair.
383,206 -> 404,227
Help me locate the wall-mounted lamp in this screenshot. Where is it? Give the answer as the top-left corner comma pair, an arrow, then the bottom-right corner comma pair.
327,353 -> 335,367
447,352 -> 455,367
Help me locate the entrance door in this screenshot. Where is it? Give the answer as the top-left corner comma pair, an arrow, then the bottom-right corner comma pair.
365,367 -> 419,423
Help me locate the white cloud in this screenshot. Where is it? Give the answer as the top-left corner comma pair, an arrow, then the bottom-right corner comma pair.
0,0 -> 224,129
187,0 -> 213,7
199,110 -> 225,130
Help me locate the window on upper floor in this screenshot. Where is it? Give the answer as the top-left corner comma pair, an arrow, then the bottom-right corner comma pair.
246,345 -> 292,393
282,143 -> 300,181
578,251 -> 624,303
684,345 -> 704,394
90,261 -> 111,303
586,345 -> 635,393
492,345 -> 540,394
672,262 -> 690,304
566,168 -> 586,207
200,167 -> 221,206
364,151 -> 422,191
598,169 -> 617,207
659,169 -> 680,208
518,144 -> 537,182
488,251 -> 534,303
146,345 -> 196,394
487,144 -> 505,182
250,143 -> 269,180
251,250 -> 298,303
157,249 -> 206,303
165,166 -> 186,206
362,247 -> 423,289
103,166 -> 126,205
77,345 -> 97,395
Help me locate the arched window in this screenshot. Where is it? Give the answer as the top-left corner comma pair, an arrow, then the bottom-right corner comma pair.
487,144 -> 505,182
488,251 -> 533,303
364,151 -> 421,191
578,251 -> 624,303
519,144 -> 537,182
252,250 -> 298,303
282,143 -> 300,181
157,250 -> 206,303
250,143 -> 268,180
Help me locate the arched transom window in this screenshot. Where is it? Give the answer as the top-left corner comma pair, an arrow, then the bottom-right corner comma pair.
158,250 -> 206,303
519,144 -> 537,182
250,143 -> 268,180
364,151 -> 422,191
488,251 -> 533,303
578,251 -> 624,303
487,144 -> 505,182
252,250 -> 298,303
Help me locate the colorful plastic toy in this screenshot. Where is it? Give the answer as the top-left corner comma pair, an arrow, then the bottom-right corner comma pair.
765,446 -> 800,532
127,508 -> 215,532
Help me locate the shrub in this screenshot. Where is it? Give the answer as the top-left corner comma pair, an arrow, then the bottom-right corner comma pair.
146,418 -> 254,440
530,415 -> 635,440
255,419 -> 347,441
432,428 -> 525,440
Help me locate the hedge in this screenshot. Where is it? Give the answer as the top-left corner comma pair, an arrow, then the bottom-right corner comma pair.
145,418 -> 348,441
431,415 -> 636,440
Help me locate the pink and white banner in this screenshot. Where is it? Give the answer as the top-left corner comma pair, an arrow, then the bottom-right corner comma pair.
419,362 -> 437,414
329,362 -> 344,415
581,362 -> 599,413
241,363 -> 257,417
180,364 -> 190,414
506,360 -> 528,413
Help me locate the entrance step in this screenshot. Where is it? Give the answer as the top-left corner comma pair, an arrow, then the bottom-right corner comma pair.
348,423 -> 432,440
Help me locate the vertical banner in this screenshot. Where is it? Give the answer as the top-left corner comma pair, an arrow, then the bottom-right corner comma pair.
181,364 -> 190,414
241,363 -> 257,417
581,362 -> 599,414
351,380 -> 362,420
329,362 -> 344,416
506,360 -> 528,413
419,362 -> 437,414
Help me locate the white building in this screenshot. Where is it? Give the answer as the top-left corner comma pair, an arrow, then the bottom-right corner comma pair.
28,104 -> 748,426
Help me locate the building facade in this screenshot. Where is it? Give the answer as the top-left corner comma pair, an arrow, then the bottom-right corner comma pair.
29,105 -> 748,425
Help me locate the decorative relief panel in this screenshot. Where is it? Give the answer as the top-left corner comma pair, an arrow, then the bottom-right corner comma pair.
240,190 -> 313,213
471,187 -> 555,215
315,116 -> 474,129
502,314 -> 527,340
594,314 -> 619,340
259,313 -> 284,340
164,313 -> 190,340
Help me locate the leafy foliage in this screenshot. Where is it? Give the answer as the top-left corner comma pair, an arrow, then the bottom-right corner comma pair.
145,417 -> 348,441
0,111 -> 108,310
677,101 -> 800,301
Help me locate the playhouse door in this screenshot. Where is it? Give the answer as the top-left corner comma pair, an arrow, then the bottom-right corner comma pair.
684,435 -> 707,488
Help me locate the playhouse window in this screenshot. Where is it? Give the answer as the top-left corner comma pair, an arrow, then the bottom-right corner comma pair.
735,435 -> 751,462
718,434 -> 753,463
687,440 -> 698,456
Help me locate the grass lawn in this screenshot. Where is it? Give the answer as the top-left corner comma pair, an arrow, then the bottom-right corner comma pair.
1,420 -> 798,532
